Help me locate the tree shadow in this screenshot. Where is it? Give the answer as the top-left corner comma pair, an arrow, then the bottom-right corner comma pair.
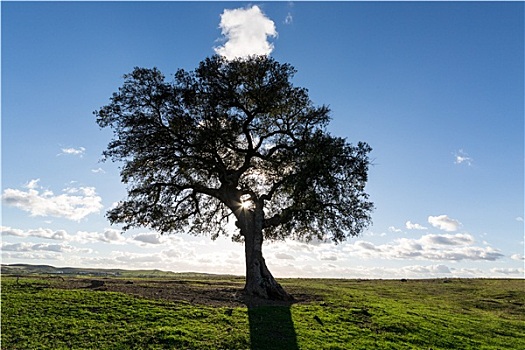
244,297 -> 298,350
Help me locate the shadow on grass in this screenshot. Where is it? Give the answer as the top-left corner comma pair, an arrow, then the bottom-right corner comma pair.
245,298 -> 298,350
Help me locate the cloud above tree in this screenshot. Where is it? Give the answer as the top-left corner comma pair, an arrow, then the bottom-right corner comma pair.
214,5 -> 277,60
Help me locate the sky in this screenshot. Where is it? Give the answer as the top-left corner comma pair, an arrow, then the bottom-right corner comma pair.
2,1 -> 524,279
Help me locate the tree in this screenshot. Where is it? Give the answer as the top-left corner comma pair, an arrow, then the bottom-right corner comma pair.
96,55 -> 373,300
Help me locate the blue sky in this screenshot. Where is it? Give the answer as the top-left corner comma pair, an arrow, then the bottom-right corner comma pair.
2,1 -> 523,279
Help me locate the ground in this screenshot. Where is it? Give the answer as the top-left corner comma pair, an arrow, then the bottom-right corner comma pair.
2,274 -> 524,349
32,275 -> 318,307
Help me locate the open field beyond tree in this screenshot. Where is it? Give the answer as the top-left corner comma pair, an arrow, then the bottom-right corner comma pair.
1,270 -> 524,349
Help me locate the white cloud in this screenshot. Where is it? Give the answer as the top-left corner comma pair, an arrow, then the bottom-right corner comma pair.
103,229 -> 123,242
405,221 -> 428,230
388,226 -> 403,233
74,229 -> 125,244
356,241 -> 381,252
510,254 -> 524,261
162,249 -> 182,259
516,216 -> 524,222
1,227 -> 509,279
275,252 -> 295,260
365,231 -> 387,237
454,149 -> 473,166
25,179 -> 41,190
435,247 -> 498,261
343,233 -> 503,262
266,262 -> 462,279
133,233 -> 163,245
389,238 -> 424,258
490,268 -> 524,276
59,147 -> 86,157
402,264 -> 451,275
1,225 -> 128,246
2,242 -> 90,254
115,253 -> 160,265
284,2 -> 294,25
284,13 -> 293,25
319,254 -> 338,261
80,244 -> 244,275
214,5 -> 277,60
1,226 -> 69,240
428,215 -> 461,232
2,182 -> 103,221
421,233 -> 475,246
91,168 -> 106,174
2,251 -> 60,261
285,241 -> 314,252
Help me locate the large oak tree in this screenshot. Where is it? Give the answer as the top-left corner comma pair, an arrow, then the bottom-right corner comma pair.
96,55 -> 373,300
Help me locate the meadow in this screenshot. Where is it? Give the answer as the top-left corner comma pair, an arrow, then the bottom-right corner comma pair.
1,272 -> 524,349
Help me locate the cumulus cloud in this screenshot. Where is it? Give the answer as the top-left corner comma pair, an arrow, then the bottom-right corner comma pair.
1,226 -> 69,240
91,168 -> 106,174
1,225 -> 127,246
2,181 -> 103,221
214,5 -> 277,60
490,268 -> 524,276
265,261 -> 464,279
454,149 -> 473,166
80,245 -> 242,274
356,241 -> 381,252
365,231 -> 387,237
428,215 -> 461,232
403,264 -> 451,275
428,247 -> 499,261
344,233 -> 503,262
103,229 -> 122,242
388,226 -> 403,233
285,241 -> 314,252
275,252 -> 295,260
74,229 -> 125,244
2,251 -> 60,261
25,179 -> 41,190
510,254 -> 524,261
405,221 -> 428,230
421,233 -> 474,246
59,146 -> 86,157
1,242 -> 90,254
133,233 -> 162,245
114,252 -> 161,265
319,254 -> 338,261
162,249 -> 181,259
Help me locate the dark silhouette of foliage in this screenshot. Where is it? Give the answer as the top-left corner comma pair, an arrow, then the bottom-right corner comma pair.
96,55 -> 373,299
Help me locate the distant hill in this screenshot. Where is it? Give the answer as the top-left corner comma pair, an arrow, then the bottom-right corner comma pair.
0,263 -> 221,278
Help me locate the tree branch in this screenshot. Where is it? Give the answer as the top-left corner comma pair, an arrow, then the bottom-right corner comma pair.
151,181 -> 220,200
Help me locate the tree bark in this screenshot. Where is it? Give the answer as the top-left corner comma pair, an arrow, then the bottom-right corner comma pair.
239,207 -> 293,301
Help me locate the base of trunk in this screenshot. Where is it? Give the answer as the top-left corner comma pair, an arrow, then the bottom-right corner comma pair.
244,256 -> 294,301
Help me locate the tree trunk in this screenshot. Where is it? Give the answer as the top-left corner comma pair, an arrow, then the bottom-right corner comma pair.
239,208 -> 293,301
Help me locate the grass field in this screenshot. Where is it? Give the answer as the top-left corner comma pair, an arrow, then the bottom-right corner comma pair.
1,275 -> 524,349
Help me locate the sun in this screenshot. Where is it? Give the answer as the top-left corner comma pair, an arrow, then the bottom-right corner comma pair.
241,200 -> 251,210
240,194 -> 253,210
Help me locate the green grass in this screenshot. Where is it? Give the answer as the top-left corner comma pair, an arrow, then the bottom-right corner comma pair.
2,277 -> 524,349
283,279 -> 525,349
1,277 -> 249,350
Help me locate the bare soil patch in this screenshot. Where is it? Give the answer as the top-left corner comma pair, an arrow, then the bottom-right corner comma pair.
44,276 -> 318,307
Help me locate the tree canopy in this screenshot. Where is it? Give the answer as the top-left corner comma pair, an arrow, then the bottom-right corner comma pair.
96,55 -> 373,245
